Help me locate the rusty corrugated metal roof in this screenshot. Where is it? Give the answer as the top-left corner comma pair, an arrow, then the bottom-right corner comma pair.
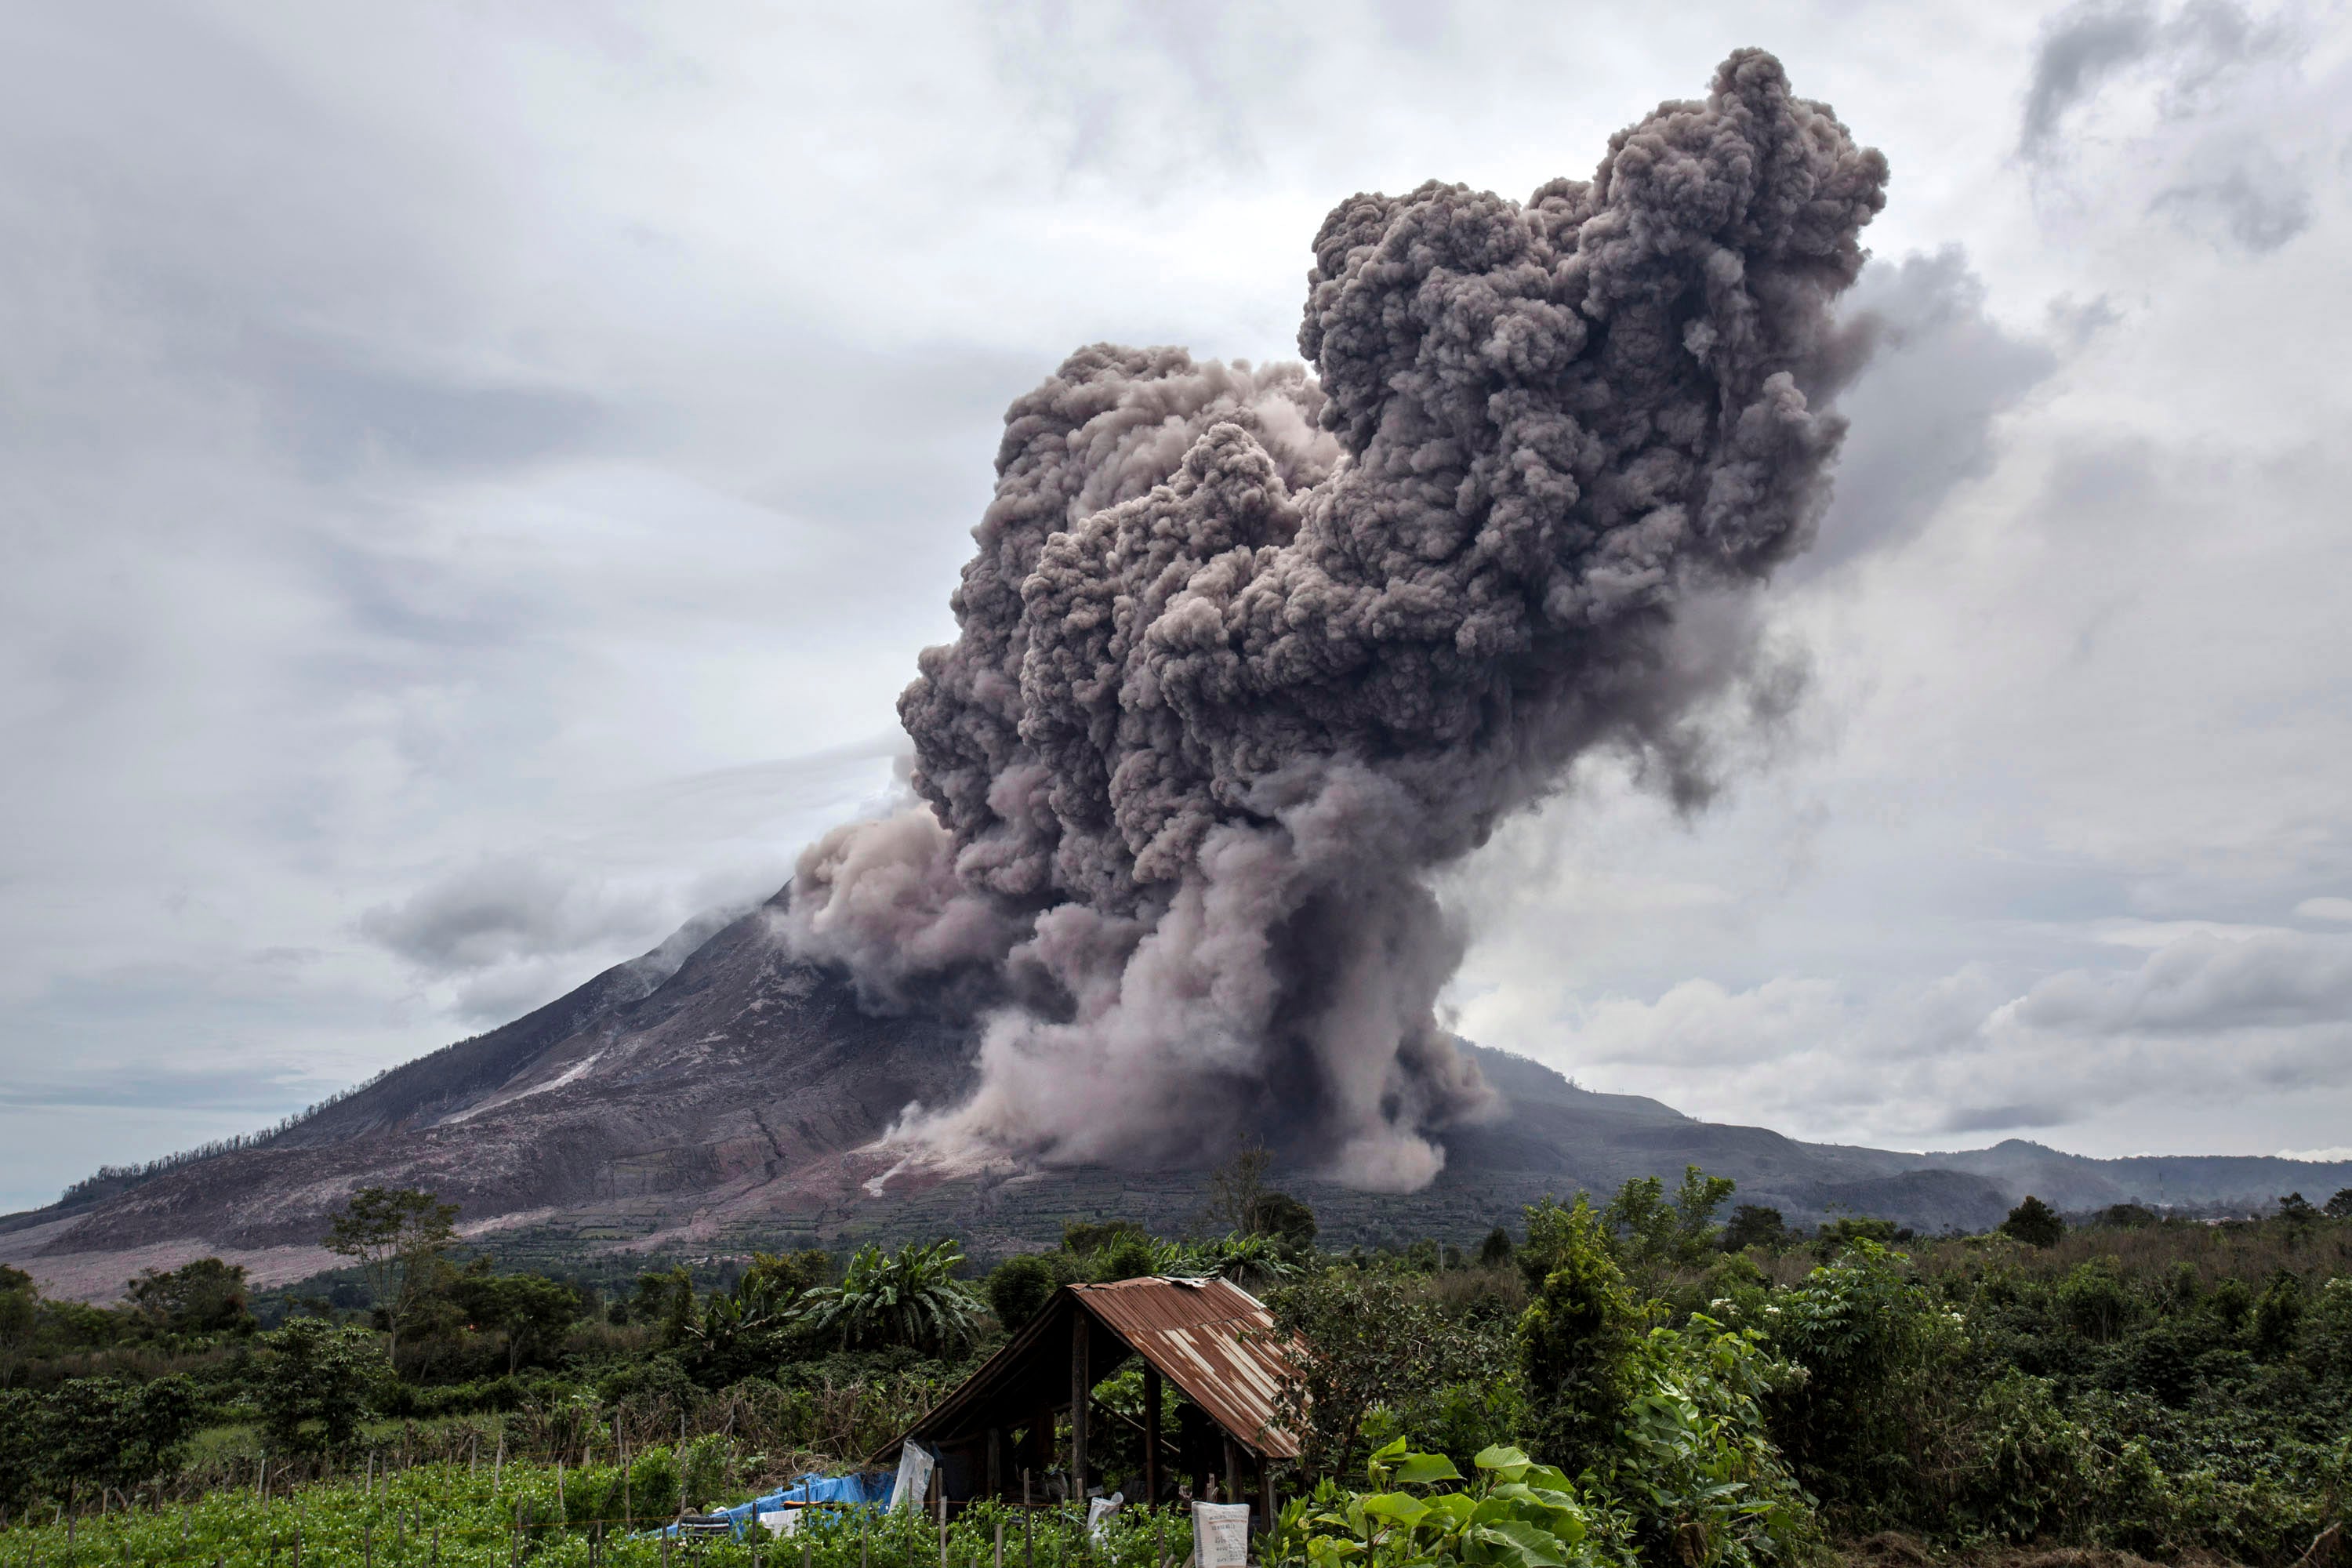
1071,1276 -> 1300,1460
884,1276 -> 1301,1465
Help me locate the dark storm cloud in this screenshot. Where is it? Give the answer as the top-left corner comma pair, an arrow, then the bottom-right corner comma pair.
791,51 -> 1890,1189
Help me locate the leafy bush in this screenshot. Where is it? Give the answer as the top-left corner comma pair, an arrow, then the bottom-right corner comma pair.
1275,1439 -> 1605,1568
1589,1319 -> 1816,1568
2056,1257 -> 2133,1341
255,1319 -> 377,1453
2000,1197 -> 2065,1249
1269,1268 -> 1514,1479
986,1254 -> 1061,1330
1515,1195 -> 1639,1468
0,1372 -> 201,1507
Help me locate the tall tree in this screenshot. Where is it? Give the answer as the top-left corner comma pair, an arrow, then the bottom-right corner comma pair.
322,1186 -> 458,1365
1999,1196 -> 2065,1249
1203,1138 -> 1274,1236
127,1257 -> 253,1335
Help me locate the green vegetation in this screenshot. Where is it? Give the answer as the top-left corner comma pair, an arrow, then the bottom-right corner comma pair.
0,1466 -> 1222,1566
2,1176 -> 2350,1567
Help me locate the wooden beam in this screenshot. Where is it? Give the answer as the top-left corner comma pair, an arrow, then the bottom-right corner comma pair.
1070,1305 -> 1091,1499
1222,1434 -> 1240,1510
987,1426 -> 1001,1500
1142,1365 -> 1161,1504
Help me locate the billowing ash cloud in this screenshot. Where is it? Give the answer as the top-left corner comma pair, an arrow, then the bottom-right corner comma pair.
785,50 -> 1888,1191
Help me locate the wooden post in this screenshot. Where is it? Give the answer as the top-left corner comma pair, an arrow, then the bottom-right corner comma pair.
1221,1436 -> 1240,1513
1069,1306 -> 1091,1500
1142,1366 -> 1161,1505
1259,1461 -> 1276,1543
987,1425 -> 1002,1499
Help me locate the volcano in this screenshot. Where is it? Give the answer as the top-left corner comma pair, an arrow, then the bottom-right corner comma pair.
4,889 -> 2343,1301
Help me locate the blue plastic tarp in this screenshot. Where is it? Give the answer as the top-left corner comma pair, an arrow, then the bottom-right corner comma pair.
713,1471 -> 897,1539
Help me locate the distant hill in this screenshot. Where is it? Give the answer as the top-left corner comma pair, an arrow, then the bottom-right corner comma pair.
5,886 -> 2346,1301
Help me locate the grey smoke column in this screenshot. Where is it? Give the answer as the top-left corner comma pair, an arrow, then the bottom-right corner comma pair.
789,50 -> 1888,1190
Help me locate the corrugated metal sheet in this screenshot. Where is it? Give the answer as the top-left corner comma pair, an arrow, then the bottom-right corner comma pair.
886,1276 -> 1301,1465
1071,1277 -> 1300,1460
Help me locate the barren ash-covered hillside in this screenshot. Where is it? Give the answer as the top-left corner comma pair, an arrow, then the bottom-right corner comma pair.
4,887 -> 2343,1301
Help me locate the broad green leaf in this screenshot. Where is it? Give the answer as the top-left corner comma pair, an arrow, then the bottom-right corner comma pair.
1370,1436 -> 1411,1464
1474,1445 -> 1532,1475
1389,1451 -> 1465,1486
1360,1492 -> 1432,1527
1471,1519 -> 1569,1568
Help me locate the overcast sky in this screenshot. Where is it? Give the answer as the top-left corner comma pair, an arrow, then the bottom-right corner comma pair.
3,0 -> 2349,1214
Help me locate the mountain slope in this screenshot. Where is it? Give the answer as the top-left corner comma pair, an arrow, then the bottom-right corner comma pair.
5,890 -> 2346,1299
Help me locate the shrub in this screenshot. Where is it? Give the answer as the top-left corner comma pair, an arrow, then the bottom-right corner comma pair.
985,1254 -> 1061,1334
1515,1195 -> 1639,1468
254,1320 -> 376,1453
2001,1197 -> 2065,1250
2057,1258 -> 2133,1341
1591,1319 -> 1817,1568
2252,1271 -> 2304,1357
1476,1227 -> 1514,1269
1269,1267 -> 1513,1479
1273,1439 -> 1606,1568
1723,1206 -> 1789,1254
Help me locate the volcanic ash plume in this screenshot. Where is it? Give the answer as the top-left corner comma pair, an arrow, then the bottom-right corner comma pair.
785,50 -> 1888,1191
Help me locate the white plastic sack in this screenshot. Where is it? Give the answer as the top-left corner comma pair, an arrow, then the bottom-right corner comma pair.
1086,1491 -> 1125,1540
890,1443 -> 935,1512
1192,1501 -> 1252,1568
758,1510 -> 804,1537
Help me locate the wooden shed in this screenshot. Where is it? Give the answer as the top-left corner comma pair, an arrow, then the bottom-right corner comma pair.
879,1276 -> 1299,1524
